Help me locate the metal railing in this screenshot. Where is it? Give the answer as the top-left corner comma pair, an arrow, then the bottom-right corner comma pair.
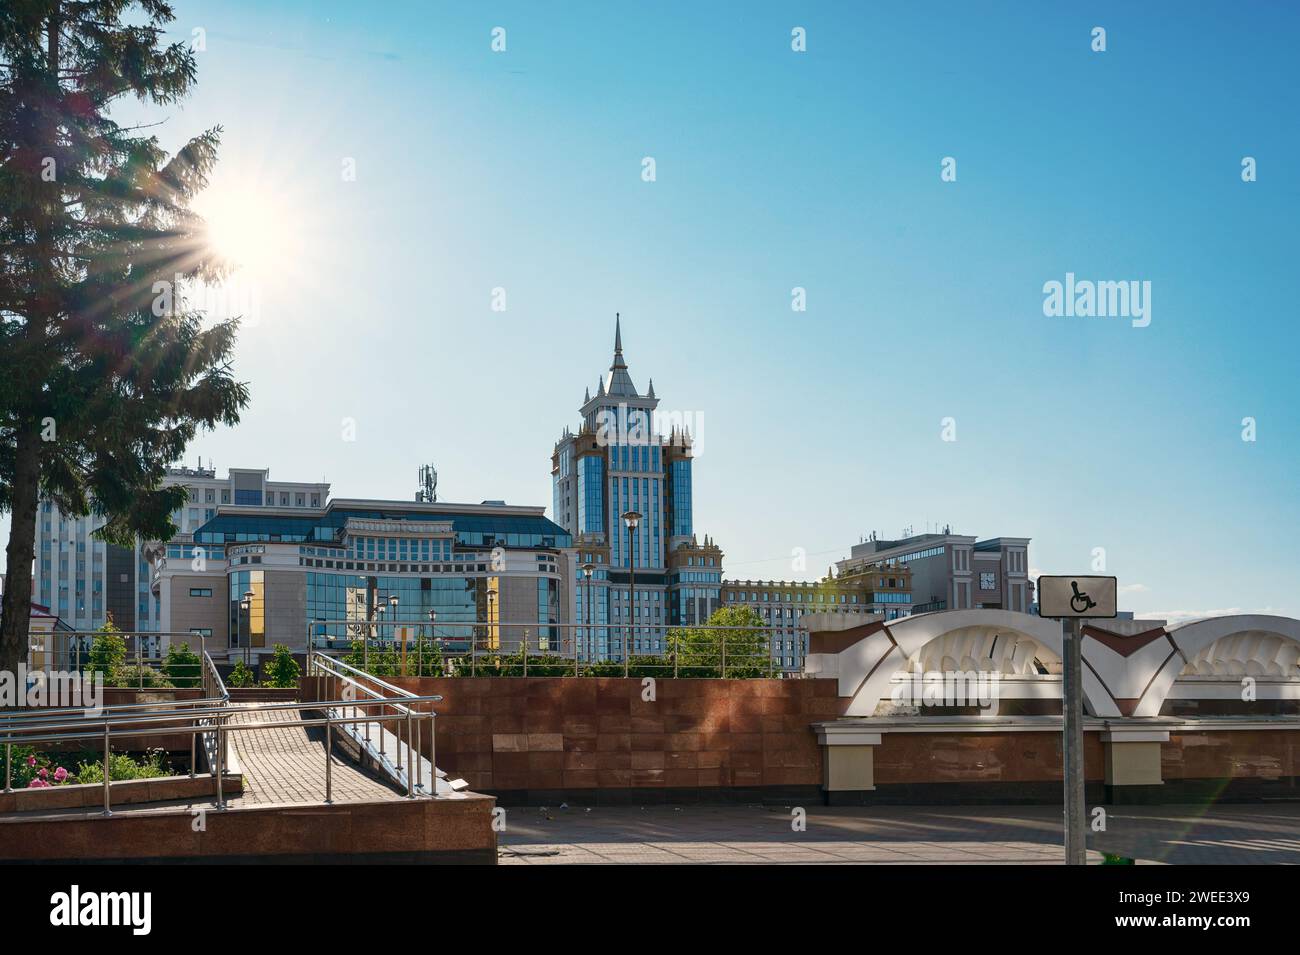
306,649 -> 444,797
23,629 -> 216,689
199,650 -> 229,784
1,651 -> 442,813
307,620 -> 808,679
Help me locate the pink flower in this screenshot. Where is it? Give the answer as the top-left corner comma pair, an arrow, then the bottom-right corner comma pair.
53,767 -> 68,782
37,767 -> 48,779
27,778 -> 49,788
26,755 -> 36,767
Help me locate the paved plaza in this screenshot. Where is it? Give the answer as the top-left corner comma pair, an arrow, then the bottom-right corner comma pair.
496,801 -> 1300,865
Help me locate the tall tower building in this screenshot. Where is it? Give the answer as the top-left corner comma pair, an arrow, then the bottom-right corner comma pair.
552,317 -> 723,660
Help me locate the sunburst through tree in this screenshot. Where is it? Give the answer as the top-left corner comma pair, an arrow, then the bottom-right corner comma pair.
0,0 -> 249,675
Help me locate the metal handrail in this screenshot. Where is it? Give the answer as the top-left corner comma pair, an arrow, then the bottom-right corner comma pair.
5,644 -> 439,814
306,618 -> 809,678
0,695 -> 227,727
309,652 -> 431,713
0,696 -> 431,739
2,692 -> 442,812
0,696 -> 443,745
24,629 -> 219,692
202,650 -> 228,702
307,650 -> 442,797
197,651 -> 231,781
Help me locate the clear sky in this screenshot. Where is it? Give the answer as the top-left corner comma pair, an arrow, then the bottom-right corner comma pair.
6,1 -> 1299,623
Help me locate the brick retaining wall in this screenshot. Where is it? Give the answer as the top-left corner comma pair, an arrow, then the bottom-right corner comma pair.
305,675 -> 847,804
298,676 -> 1300,805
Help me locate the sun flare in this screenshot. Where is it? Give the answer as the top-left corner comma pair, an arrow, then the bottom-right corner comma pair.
195,186 -> 302,277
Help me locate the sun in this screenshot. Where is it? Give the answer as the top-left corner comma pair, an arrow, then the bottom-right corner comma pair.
195,185 -> 302,278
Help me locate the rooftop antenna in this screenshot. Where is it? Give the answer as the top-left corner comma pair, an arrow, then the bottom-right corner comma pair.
416,464 -> 438,503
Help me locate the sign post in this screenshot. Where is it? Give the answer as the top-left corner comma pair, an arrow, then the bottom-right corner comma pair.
1037,575 -> 1117,866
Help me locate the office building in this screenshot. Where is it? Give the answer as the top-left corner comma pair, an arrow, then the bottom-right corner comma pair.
723,562 -> 913,671
148,496 -> 573,659
836,529 -> 1032,614
32,462 -> 328,639
552,317 -> 724,659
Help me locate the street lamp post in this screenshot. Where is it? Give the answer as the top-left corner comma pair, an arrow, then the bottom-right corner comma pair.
239,589 -> 254,666
581,562 -> 594,667
426,608 -> 437,676
353,591 -> 365,655
389,593 -> 401,674
621,511 -> 641,674
482,587 -> 496,677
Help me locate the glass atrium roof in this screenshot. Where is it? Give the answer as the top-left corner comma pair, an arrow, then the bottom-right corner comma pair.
193,505 -> 571,549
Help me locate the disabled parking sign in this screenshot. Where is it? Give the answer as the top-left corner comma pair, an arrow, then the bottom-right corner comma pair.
1038,575 -> 1118,618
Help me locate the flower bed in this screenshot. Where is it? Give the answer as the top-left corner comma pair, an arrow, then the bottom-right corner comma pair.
9,746 -> 173,790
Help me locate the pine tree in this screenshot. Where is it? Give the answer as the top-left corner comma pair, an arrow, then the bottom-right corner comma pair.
0,1 -> 248,677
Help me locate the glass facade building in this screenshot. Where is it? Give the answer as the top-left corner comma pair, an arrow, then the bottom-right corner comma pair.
551,318 -> 723,660
149,497 -> 574,658
32,464 -> 326,639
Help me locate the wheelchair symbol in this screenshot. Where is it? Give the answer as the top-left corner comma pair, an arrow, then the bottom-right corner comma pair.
1070,580 -> 1096,614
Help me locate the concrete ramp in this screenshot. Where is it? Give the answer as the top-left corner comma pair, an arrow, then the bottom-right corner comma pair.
228,704 -> 401,805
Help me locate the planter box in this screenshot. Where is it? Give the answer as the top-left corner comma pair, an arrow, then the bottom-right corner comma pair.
0,773 -> 242,813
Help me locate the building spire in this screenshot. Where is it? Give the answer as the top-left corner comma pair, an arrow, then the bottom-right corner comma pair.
612,313 -> 626,370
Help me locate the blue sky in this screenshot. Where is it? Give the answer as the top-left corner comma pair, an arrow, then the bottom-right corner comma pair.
7,1 -> 1299,621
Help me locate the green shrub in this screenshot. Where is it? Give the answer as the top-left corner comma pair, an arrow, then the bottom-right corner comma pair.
163,643 -> 202,688
111,664 -> 174,689
75,749 -> 170,785
86,621 -> 127,683
227,658 -> 255,688
411,636 -> 443,677
261,644 -> 301,688
665,606 -> 773,678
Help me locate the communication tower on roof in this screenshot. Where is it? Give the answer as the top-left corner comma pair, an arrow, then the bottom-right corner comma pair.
416,464 -> 438,503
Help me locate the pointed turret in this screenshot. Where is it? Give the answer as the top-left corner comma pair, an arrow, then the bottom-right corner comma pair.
603,313 -> 639,397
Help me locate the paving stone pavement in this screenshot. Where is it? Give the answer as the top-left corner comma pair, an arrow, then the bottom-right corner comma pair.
225,704 -> 400,806
495,802 -> 1300,864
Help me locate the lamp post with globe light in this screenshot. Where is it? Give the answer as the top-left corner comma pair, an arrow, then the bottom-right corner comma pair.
621,511 -> 641,674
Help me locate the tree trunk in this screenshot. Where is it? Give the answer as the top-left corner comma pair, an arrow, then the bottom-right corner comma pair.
0,428 -> 41,680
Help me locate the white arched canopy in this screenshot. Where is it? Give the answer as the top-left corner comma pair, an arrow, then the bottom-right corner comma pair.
830,609 -> 1120,717
811,610 -> 1300,719
1131,614 -> 1300,716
